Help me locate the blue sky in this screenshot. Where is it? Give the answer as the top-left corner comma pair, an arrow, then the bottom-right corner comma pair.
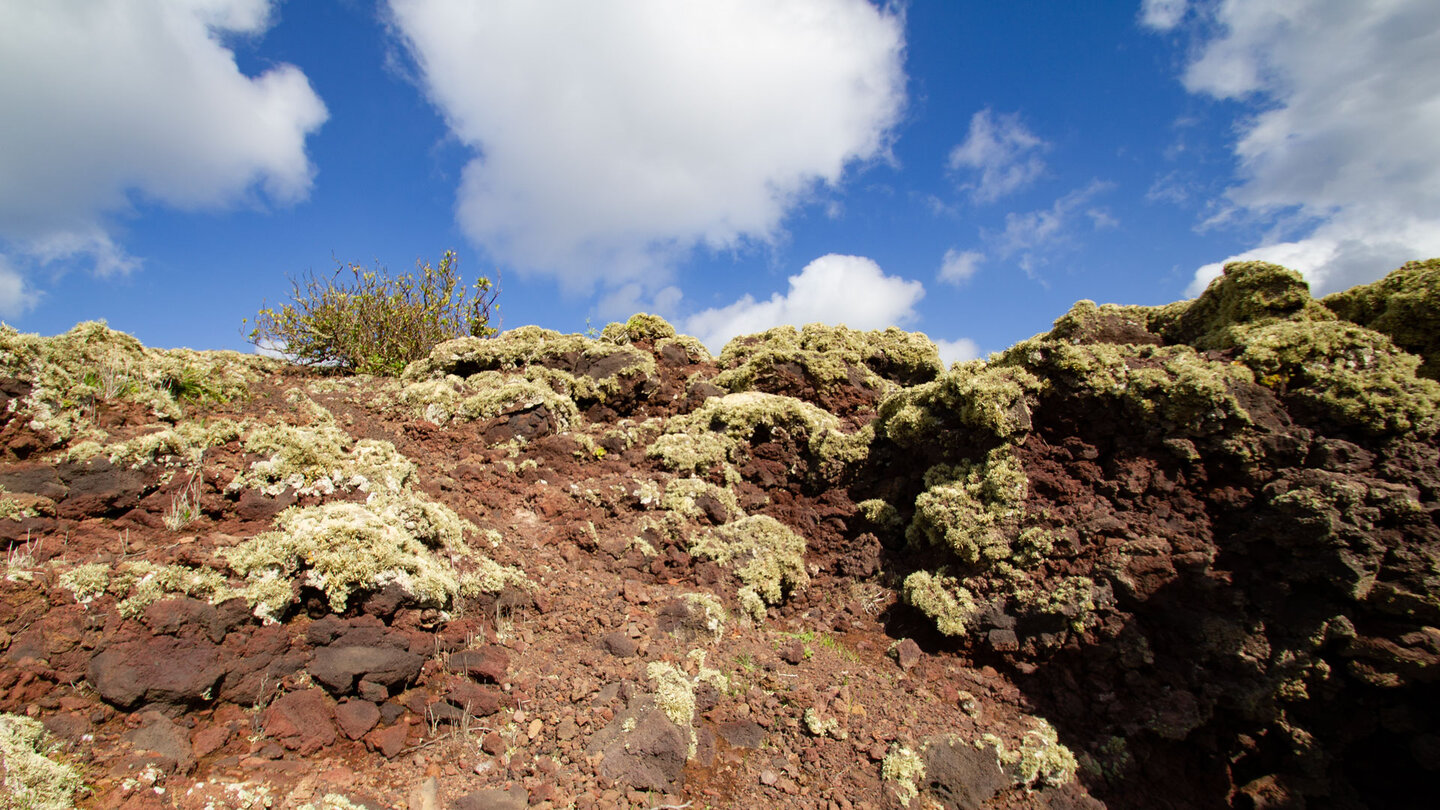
3,1 -> 1439,362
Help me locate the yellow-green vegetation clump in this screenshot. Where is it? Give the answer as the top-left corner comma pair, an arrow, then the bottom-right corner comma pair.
876,361 -> 1040,448
67,418 -> 244,468
0,713 -> 86,809
230,416 -> 417,497
715,323 -> 943,398
907,447 -> 1028,565
401,325 -> 656,403
222,491 -> 484,622
599,313 -> 677,344
880,743 -> 926,808
661,477 -> 742,523
0,320 -> 272,443
1155,261 -> 1336,350
647,391 -> 871,482
1323,258 -> 1440,380
979,719 -> 1079,791
901,570 -> 978,636
398,371 -> 580,429
56,560 -> 229,617
690,515 -> 809,621
646,661 -> 699,758
679,593 -> 728,641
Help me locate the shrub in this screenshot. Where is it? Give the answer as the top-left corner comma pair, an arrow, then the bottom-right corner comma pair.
247,251 -> 499,375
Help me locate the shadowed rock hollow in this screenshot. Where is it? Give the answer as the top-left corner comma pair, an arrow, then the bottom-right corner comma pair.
0,262 -> 1436,809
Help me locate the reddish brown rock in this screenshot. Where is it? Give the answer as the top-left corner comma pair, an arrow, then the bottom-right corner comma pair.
88,636 -> 226,711
261,688 -> 337,755
448,646 -> 509,683
334,699 -> 381,740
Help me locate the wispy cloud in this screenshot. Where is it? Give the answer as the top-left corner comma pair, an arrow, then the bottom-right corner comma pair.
992,181 -> 1115,278
947,109 -> 1048,203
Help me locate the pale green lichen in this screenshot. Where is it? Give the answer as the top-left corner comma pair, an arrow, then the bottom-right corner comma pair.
1323,258 -> 1440,380
690,515 -> 809,621
0,321 -> 271,443
0,713 -> 87,809
646,661 -> 699,758
881,743 -> 926,807
804,708 -> 847,739
231,418 -> 416,497
223,491 -> 475,621
1233,320 -> 1439,435
90,418 -> 243,468
401,326 -> 656,403
649,391 -> 870,482
600,313 -> 677,344
116,562 -> 229,618
457,556 -> 534,598
1010,576 -> 1096,633
57,563 -> 112,605
857,498 -> 903,531
1159,260 -> 1336,350
680,592 -> 728,641
979,718 -> 1078,791
716,323 -> 943,399
661,477 -> 742,523
876,361 -> 1040,447
902,570 -> 978,636
907,446 -> 1028,565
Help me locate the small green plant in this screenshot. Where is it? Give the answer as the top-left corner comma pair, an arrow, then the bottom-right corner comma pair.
247,251 -> 499,376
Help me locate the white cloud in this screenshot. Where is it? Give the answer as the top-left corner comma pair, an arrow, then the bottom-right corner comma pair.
1164,0 -> 1440,294
934,337 -> 980,366
0,256 -> 39,320
993,181 -> 1114,274
1139,0 -> 1188,31
938,249 -> 984,286
386,0 -> 907,290
947,109 -> 1048,203
0,0 -> 327,310
683,254 -> 924,352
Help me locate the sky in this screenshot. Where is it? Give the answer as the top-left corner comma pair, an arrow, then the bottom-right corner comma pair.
3,0 -> 1439,363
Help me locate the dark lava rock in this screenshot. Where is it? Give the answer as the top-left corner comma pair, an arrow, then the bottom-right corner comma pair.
587,695 -> 689,794
88,636 -> 225,711
309,645 -> 423,696
334,699 -> 381,740
601,631 -> 639,659
453,785 -> 528,810
922,736 -> 1007,810
55,456 -> 148,517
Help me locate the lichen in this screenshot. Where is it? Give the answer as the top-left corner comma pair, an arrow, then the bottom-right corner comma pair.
690,515 -> 808,621
1233,320 -> 1439,435
646,660 -> 698,758
599,313 -> 677,344
803,708 -> 846,739
231,419 -> 416,497
93,418 -> 244,468
649,391 -> 870,482
901,570 -> 978,636
401,326 -> 656,404
881,743 -> 926,807
979,718 -> 1079,791
223,491 -> 475,621
0,320 -> 271,442
680,592 -> 728,641
715,323 -> 943,400
906,446 -> 1028,565
115,562 -> 229,618
661,477 -> 742,523
56,563 -> 112,605
0,713 -> 86,809
1323,258 -> 1440,380
876,360 -> 1040,447
1158,260 -> 1336,350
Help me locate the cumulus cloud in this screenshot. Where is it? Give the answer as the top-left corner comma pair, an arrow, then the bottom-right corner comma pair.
938,249 -> 984,286
0,0 -> 327,314
683,254 -> 924,352
947,109 -> 1048,203
386,0 -> 907,290
1163,0 -> 1440,294
0,256 -> 39,320
934,337 -> 980,366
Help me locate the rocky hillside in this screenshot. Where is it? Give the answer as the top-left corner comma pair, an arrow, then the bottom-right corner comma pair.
1,259 -> 1436,810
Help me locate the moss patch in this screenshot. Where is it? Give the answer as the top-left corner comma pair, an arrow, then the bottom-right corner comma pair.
715,323 -> 943,398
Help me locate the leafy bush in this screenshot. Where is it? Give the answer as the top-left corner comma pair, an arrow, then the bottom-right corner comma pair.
247,251 -> 499,375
